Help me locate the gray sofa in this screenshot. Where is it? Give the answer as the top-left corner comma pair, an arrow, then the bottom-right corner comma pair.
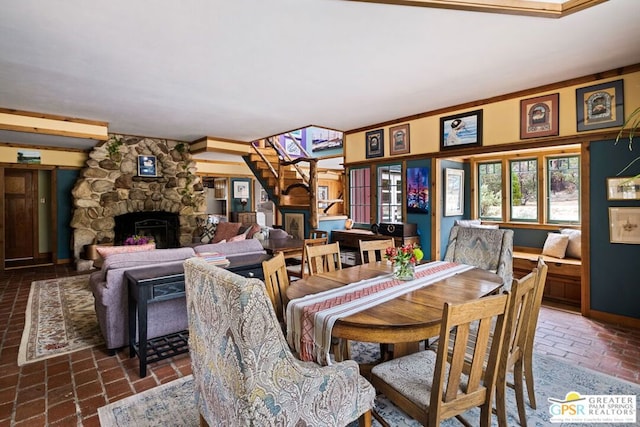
90,239 -> 267,352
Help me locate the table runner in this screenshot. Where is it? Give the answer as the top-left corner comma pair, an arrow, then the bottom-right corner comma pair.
286,261 -> 473,365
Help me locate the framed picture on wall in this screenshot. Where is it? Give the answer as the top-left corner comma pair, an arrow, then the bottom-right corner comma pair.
137,155 -> 157,177
576,79 -> 624,132
365,129 -> 384,158
520,93 -> 559,139
607,177 -> 640,200
440,110 -> 483,150
389,124 -> 410,155
407,167 -> 429,214
609,207 -> 640,244
233,181 -> 249,199
284,213 -> 305,240
444,168 -> 464,216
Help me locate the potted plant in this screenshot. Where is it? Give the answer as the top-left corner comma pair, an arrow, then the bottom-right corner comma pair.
615,106 -> 640,177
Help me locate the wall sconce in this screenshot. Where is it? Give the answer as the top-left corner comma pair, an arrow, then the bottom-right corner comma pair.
240,198 -> 248,211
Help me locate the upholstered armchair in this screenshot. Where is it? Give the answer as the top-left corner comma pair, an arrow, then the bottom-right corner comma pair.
184,257 -> 375,427
443,225 -> 514,289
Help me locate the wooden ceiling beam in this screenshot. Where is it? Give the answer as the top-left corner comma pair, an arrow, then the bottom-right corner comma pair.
0,108 -> 108,140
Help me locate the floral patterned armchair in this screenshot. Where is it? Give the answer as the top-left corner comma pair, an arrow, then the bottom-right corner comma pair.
443,225 -> 514,289
184,257 -> 375,426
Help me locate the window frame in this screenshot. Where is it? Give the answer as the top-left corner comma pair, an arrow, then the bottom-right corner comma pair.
546,154 -> 581,225
348,166 -> 372,227
377,163 -> 403,223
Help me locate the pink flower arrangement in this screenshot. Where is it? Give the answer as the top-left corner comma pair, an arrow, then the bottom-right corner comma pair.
124,235 -> 154,245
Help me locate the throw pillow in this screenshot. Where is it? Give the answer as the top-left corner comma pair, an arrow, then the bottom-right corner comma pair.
212,222 -> 242,243
560,228 -> 582,259
243,223 -> 261,239
268,228 -> 290,239
200,223 -> 217,244
542,233 -> 570,258
455,219 -> 482,227
228,233 -> 246,242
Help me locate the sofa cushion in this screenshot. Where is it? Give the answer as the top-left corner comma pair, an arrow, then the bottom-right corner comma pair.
212,222 -> 242,243
200,223 -> 217,244
99,247 -> 196,280
194,238 -> 266,258
94,243 -> 156,268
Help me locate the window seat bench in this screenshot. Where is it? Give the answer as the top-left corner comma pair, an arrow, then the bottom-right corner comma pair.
513,248 -> 581,307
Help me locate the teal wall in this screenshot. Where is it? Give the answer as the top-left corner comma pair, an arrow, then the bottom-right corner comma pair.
57,169 -> 78,261
589,139 -> 640,318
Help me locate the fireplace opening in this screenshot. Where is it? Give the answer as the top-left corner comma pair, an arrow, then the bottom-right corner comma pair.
114,212 -> 180,249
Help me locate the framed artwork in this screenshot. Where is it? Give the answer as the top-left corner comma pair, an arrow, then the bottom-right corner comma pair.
520,93 -> 560,139
284,213 -> 305,240
607,177 -> 640,200
318,185 -> 329,209
444,168 -> 464,216
389,124 -> 410,155
365,129 -> 384,158
576,79 -> 624,132
440,109 -> 483,150
407,167 -> 430,214
233,181 -> 249,199
609,207 -> 640,244
137,155 -> 157,177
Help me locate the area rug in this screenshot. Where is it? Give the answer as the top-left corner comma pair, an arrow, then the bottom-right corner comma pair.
98,344 -> 639,426
18,274 -> 103,366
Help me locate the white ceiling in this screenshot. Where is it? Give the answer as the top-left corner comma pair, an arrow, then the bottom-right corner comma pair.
1,0 -> 640,153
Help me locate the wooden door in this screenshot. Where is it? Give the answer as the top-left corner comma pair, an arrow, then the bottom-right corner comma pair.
4,169 -> 36,260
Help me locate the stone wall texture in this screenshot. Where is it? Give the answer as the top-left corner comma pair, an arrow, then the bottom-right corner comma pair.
71,134 -> 206,261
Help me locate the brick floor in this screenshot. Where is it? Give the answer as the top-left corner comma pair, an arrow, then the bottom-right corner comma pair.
0,264 -> 638,426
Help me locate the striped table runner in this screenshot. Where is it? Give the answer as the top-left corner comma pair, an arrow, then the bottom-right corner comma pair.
286,261 -> 473,365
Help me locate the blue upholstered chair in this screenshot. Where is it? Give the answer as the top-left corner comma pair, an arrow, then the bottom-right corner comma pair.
184,257 -> 375,427
443,225 -> 514,289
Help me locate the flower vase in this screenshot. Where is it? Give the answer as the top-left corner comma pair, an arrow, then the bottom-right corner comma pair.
394,261 -> 415,280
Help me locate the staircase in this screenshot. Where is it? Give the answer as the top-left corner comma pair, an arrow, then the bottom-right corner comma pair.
243,138 -> 322,228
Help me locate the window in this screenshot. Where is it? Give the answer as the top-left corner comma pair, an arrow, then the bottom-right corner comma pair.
378,164 -> 402,223
349,167 -> 371,225
510,159 -> 538,221
475,148 -> 580,225
478,162 -> 502,220
547,155 -> 580,223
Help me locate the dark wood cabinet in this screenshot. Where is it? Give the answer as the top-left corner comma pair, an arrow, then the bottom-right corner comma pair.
332,229 -> 420,264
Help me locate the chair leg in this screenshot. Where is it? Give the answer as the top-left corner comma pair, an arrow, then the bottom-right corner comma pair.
359,409 -> 373,427
200,413 -> 209,427
514,361 -> 528,427
495,368 -> 508,427
524,351 -> 537,409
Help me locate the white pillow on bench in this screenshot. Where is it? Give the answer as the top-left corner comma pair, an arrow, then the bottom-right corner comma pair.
542,233 -> 570,258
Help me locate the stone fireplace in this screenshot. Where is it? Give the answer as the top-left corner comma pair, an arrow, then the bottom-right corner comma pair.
71,134 -> 205,267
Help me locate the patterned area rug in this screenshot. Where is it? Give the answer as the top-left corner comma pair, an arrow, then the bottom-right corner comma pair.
18,274 -> 103,366
98,343 -> 639,426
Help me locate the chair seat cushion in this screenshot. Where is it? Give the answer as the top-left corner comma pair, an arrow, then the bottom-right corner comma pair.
371,349 -> 468,410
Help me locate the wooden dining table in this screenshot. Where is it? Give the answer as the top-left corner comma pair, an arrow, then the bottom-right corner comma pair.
286,261 -> 504,358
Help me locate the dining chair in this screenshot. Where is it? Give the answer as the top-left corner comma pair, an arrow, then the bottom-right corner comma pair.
310,229 -> 328,239
286,236 -> 328,280
443,225 -> 514,290
523,257 -> 548,410
184,257 -> 375,426
262,252 -> 290,325
370,292 -> 510,427
359,238 -> 395,264
306,242 -> 343,275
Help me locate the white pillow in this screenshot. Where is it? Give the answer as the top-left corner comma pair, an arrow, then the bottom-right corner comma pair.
560,229 -> 581,259
455,219 -> 481,227
542,233 -> 569,259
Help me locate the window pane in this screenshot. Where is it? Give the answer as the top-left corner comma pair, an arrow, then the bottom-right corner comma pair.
510,159 -> 537,221
349,167 -> 371,224
478,162 -> 502,220
548,156 -> 580,223
378,164 -> 402,223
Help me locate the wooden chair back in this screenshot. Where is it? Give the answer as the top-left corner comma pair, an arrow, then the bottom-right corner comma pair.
359,238 -> 395,264
430,293 -> 510,426
523,257 -> 548,409
262,252 -> 290,324
306,242 -> 342,276
287,237 -> 328,279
